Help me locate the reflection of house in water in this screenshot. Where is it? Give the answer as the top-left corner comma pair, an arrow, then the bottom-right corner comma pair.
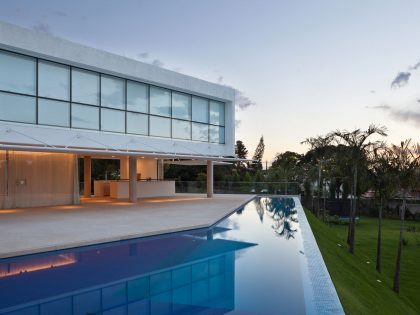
0,228 -> 255,315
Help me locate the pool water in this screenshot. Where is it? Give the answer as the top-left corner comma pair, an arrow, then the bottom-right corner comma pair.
0,197 -> 311,315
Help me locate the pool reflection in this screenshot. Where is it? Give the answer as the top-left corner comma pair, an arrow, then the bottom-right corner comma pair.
0,229 -> 256,315
256,197 -> 298,239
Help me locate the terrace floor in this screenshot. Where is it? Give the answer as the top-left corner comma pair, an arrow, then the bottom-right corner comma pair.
0,194 -> 255,259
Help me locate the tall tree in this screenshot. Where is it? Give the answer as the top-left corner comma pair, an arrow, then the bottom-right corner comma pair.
301,135 -> 333,217
390,139 -> 420,293
329,125 -> 387,254
368,145 -> 394,273
251,136 -> 265,171
235,140 -> 249,171
271,151 -> 304,181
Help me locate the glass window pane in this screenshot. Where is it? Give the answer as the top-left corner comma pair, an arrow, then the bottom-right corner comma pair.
219,126 -> 225,144
38,99 -> 70,127
0,51 -> 36,95
38,60 -> 70,100
172,92 -> 191,120
172,119 -> 191,140
101,108 -> 125,132
127,112 -> 148,135
209,125 -> 225,144
192,123 -> 208,142
209,101 -> 225,126
0,92 -> 35,123
101,75 -> 125,110
192,97 -> 208,123
150,86 -> 170,117
71,69 -> 99,105
71,104 -> 99,130
127,81 -> 148,113
150,116 -> 170,138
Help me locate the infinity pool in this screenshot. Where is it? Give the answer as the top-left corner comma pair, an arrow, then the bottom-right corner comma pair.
0,197 -> 341,315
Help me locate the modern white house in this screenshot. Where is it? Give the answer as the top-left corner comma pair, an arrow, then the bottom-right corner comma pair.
0,21 -> 237,209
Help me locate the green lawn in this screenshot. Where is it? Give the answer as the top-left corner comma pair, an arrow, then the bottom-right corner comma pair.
305,209 -> 420,315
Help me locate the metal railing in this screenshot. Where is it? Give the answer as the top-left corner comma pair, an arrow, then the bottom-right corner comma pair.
175,181 -> 301,195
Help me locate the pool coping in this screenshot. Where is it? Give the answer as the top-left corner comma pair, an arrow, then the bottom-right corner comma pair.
0,195 -> 256,260
293,196 -> 345,315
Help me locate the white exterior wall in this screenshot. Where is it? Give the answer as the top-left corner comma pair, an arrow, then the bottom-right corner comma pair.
0,21 -> 235,157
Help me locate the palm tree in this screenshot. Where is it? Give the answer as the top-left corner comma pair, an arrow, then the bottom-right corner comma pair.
389,139 -> 420,293
368,145 -> 394,273
329,125 -> 387,254
301,135 -> 333,218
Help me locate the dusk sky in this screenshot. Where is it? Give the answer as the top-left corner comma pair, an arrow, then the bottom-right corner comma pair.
1,0 -> 420,163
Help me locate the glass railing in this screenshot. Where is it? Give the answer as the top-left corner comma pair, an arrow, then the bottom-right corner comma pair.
175,181 -> 301,195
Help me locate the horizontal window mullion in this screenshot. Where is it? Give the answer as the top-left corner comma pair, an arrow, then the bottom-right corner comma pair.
126,109 -> 148,115
0,89 -> 36,98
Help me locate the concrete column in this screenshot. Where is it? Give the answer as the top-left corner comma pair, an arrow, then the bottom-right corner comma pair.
207,160 -> 214,198
83,156 -> 91,198
129,156 -> 138,203
157,159 -> 164,180
73,155 -> 80,204
120,156 -> 129,179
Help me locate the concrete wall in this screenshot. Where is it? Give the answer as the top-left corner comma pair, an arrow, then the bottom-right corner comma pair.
0,151 -> 78,209
0,21 -> 236,157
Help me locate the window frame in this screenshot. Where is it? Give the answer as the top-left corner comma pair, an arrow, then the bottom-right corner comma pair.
0,48 -> 228,145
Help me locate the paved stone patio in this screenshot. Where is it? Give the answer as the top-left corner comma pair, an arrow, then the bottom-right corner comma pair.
0,194 -> 254,258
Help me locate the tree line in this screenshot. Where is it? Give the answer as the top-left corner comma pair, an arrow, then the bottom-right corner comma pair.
264,124 -> 419,294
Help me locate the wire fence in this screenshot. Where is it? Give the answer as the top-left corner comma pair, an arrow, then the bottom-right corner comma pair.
175,181 -> 301,195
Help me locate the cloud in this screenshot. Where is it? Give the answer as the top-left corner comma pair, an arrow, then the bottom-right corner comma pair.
236,91 -> 256,110
215,75 -> 257,110
151,59 -> 164,67
235,119 -> 242,128
390,109 -> 420,123
409,60 -> 420,70
391,72 -> 411,88
366,104 -> 391,110
391,59 -> 420,88
369,103 -> 420,124
54,11 -> 67,17
32,22 -> 52,34
137,52 -> 149,59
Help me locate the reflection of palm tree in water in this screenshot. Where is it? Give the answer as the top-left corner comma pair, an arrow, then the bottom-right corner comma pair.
259,198 -> 298,239
254,197 -> 265,222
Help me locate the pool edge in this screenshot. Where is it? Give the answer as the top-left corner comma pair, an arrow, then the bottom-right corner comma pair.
294,197 -> 345,315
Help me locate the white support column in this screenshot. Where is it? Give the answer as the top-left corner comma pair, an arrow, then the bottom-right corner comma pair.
157,159 -> 164,180
207,160 -> 214,198
73,154 -> 80,204
120,156 -> 129,179
83,156 -> 91,198
129,156 -> 138,203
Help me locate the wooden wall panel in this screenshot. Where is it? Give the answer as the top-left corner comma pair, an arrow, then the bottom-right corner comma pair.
136,158 -> 158,180
0,151 -> 78,209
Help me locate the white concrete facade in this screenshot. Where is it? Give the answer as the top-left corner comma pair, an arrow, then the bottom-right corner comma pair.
0,21 -> 236,158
